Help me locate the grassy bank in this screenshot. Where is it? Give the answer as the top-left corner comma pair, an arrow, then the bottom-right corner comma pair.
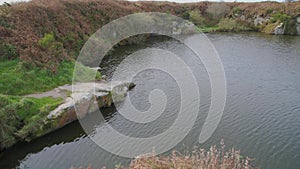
0,58 -> 101,150
0,94 -> 62,150
0,59 -> 101,95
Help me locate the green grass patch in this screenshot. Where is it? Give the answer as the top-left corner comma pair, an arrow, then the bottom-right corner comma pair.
218,18 -> 254,32
198,26 -> 220,33
0,94 -> 62,149
262,22 -> 280,34
0,42 -> 18,61
0,60 -> 101,95
270,13 -> 291,23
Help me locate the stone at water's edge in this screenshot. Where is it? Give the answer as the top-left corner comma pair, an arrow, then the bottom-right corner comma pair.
24,81 -> 135,143
297,17 -> 300,24
45,81 -> 134,134
297,17 -> 300,35
274,23 -> 285,35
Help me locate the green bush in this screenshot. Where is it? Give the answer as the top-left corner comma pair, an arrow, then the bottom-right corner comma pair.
262,22 -> 279,34
233,7 -> 242,15
35,32 -> 67,72
284,18 -> 298,35
38,32 -> 56,48
268,13 -> 297,35
189,10 -> 206,26
0,94 -> 62,150
182,11 -> 190,20
0,105 -> 20,150
266,8 -> 274,14
270,13 -> 291,23
0,42 -> 18,61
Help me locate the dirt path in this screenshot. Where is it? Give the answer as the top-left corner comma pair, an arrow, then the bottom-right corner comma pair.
24,80 -> 111,99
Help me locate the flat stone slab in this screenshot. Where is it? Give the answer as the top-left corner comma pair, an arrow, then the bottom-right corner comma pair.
25,80 -> 131,99
22,81 -> 135,142
43,81 -> 134,119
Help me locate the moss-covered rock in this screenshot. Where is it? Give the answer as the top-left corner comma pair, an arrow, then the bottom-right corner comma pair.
262,22 -> 280,34
284,17 -> 298,35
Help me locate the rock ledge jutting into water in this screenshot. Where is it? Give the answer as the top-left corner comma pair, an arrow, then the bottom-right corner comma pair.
23,81 -> 135,142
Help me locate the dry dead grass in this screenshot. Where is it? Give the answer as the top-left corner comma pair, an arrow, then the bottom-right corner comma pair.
71,140 -> 257,169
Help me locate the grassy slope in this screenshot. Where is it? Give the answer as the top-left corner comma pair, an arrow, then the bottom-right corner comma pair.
0,60 -> 73,95
0,59 -> 101,95
0,59 -> 102,148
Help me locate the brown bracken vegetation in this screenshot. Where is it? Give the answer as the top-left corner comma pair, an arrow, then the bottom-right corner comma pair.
1,0 -> 300,71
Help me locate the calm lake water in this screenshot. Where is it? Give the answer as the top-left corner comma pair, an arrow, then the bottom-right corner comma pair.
0,33 -> 300,169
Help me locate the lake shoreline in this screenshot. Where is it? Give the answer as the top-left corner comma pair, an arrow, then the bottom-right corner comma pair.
1,1 -> 300,167
0,80 -> 135,152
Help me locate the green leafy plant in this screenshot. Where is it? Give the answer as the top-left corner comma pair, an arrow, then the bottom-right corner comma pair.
189,10 -> 206,26
0,42 -> 18,61
38,32 -> 56,48
0,94 -> 62,150
233,7 -> 242,15
266,8 -> 274,14
270,13 -> 291,23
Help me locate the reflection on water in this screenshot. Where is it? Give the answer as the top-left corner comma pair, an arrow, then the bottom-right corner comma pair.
1,33 -> 300,169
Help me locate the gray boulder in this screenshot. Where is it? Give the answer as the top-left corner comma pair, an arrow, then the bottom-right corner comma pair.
297,16 -> 300,24
254,17 -> 266,26
297,16 -> 300,35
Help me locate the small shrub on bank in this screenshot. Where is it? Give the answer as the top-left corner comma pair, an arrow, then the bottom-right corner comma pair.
266,8 -> 274,15
26,32 -> 68,72
0,95 -> 62,150
71,141 -> 257,169
0,42 -> 18,61
270,12 -> 291,23
189,10 -> 206,26
262,22 -> 280,34
233,7 -> 242,15
38,32 -> 56,48
130,145 -> 256,169
284,18 -> 298,35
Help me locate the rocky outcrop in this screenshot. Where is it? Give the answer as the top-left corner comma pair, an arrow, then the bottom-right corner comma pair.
274,23 -> 285,35
296,16 -> 300,35
254,17 -> 267,27
23,81 -> 135,143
